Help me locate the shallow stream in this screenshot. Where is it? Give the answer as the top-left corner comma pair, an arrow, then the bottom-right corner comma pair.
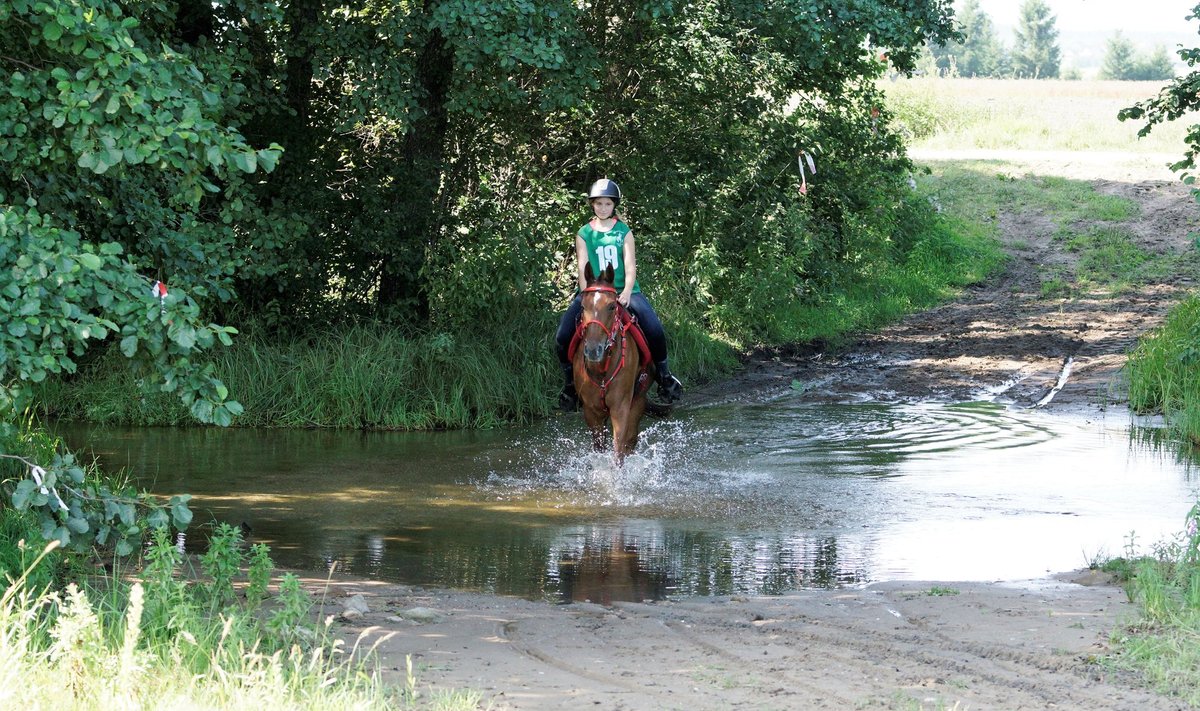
63,398 -> 1200,603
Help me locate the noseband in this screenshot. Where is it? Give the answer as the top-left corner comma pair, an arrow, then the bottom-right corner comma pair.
576,284 -> 633,409
579,285 -> 623,361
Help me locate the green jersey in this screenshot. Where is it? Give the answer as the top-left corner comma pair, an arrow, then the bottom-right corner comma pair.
578,220 -> 640,293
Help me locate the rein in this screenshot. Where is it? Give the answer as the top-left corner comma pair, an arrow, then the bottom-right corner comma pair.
576,285 -> 636,411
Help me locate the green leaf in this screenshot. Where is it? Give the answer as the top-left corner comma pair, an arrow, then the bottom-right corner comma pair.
42,21 -> 64,42
115,538 -> 134,556
118,503 -> 135,527
169,323 -> 196,349
145,508 -> 168,529
12,480 -> 35,510
232,151 -> 257,173
256,149 -> 280,172
120,335 -> 138,357
66,516 -> 89,534
171,498 -> 193,529
78,253 -> 102,270
205,145 -> 224,168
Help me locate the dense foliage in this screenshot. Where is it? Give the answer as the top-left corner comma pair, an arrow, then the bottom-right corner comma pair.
5,0 -> 959,331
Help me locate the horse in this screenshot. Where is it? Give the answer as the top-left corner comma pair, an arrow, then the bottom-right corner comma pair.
570,263 -> 655,463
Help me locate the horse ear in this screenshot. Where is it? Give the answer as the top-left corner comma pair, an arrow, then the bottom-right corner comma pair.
584,260 -> 596,285
602,264 -> 615,285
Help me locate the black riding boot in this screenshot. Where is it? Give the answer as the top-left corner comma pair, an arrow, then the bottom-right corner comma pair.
654,359 -> 683,402
558,361 -> 578,411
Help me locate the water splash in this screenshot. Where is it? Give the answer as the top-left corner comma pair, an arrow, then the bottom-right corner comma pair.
481,418 -> 728,508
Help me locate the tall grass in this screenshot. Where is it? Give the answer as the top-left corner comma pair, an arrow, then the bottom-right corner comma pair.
1127,296 -> 1200,444
0,522 -> 483,710
1105,503 -> 1200,705
40,323 -> 567,429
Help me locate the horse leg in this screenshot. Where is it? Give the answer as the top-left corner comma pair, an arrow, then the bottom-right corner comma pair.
582,406 -> 608,452
610,404 -> 634,465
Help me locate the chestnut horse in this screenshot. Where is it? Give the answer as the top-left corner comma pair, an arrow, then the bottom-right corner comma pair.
572,263 -> 653,463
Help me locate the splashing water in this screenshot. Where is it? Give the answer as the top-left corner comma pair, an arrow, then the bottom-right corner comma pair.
481,418 -> 729,508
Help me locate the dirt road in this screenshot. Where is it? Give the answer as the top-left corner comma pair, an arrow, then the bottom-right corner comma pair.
321,153 -> 1196,709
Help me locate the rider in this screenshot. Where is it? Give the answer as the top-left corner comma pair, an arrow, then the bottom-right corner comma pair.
555,178 -> 684,410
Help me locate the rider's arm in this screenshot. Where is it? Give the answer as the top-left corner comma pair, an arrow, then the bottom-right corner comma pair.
620,232 -> 636,306
575,234 -> 589,291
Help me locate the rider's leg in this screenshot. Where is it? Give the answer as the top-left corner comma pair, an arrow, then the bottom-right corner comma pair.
555,295 -> 583,410
627,293 -> 683,401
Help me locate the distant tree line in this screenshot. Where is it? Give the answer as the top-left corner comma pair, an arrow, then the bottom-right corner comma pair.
924,0 -> 1177,80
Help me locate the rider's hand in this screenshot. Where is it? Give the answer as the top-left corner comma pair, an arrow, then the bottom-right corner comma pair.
618,289 -> 632,307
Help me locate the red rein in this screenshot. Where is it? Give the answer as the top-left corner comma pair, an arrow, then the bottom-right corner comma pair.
576,285 -> 633,411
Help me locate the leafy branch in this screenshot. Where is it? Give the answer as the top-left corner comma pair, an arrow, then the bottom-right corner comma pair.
0,451 -> 192,556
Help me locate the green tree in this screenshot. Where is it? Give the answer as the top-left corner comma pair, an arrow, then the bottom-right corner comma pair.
1120,3 -> 1200,189
1011,0 -> 1061,78
1102,34 -> 1176,80
1100,32 -> 1139,79
1135,45 -> 1178,80
956,0 -> 1004,77
0,0 -> 279,552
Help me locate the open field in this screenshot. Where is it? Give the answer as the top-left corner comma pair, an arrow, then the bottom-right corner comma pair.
884,77 -> 1196,157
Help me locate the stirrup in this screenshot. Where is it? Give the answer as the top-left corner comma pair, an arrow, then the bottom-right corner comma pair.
657,375 -> 682,402
559,386 -> 579,412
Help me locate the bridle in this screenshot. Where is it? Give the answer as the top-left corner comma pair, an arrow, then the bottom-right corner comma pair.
576,284 -> 632,409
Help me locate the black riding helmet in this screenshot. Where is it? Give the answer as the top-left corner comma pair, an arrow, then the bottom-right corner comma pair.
587,178 -> 621,207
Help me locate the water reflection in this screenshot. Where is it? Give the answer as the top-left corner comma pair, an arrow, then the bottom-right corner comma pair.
59,400 -> 1200,603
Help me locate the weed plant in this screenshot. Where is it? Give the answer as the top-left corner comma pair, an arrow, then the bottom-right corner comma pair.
1106,502 -> 1200,705
0,521 -> 481,710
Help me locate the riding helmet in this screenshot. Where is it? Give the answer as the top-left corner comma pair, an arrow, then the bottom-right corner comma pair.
587,178 -> 621,206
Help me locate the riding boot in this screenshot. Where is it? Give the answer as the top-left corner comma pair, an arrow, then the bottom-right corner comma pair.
653,359 -> 683,402
558,361 -> 578,411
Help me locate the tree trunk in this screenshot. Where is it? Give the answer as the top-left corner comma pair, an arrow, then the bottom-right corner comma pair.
377,12 -> 453,318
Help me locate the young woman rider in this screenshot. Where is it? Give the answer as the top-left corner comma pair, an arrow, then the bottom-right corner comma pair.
554,178 -> 683,410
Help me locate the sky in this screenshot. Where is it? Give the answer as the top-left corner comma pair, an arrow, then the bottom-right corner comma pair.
974,0 -> 1196,34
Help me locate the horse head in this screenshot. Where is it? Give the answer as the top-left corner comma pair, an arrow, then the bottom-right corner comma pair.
580,261 -> 620,367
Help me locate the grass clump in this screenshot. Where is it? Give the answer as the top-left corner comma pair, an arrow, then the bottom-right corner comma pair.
914,163 -> 1189,299
0,518 -> 475,710
1127,295 -> 1200,444
1104,503 -> 1200,705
